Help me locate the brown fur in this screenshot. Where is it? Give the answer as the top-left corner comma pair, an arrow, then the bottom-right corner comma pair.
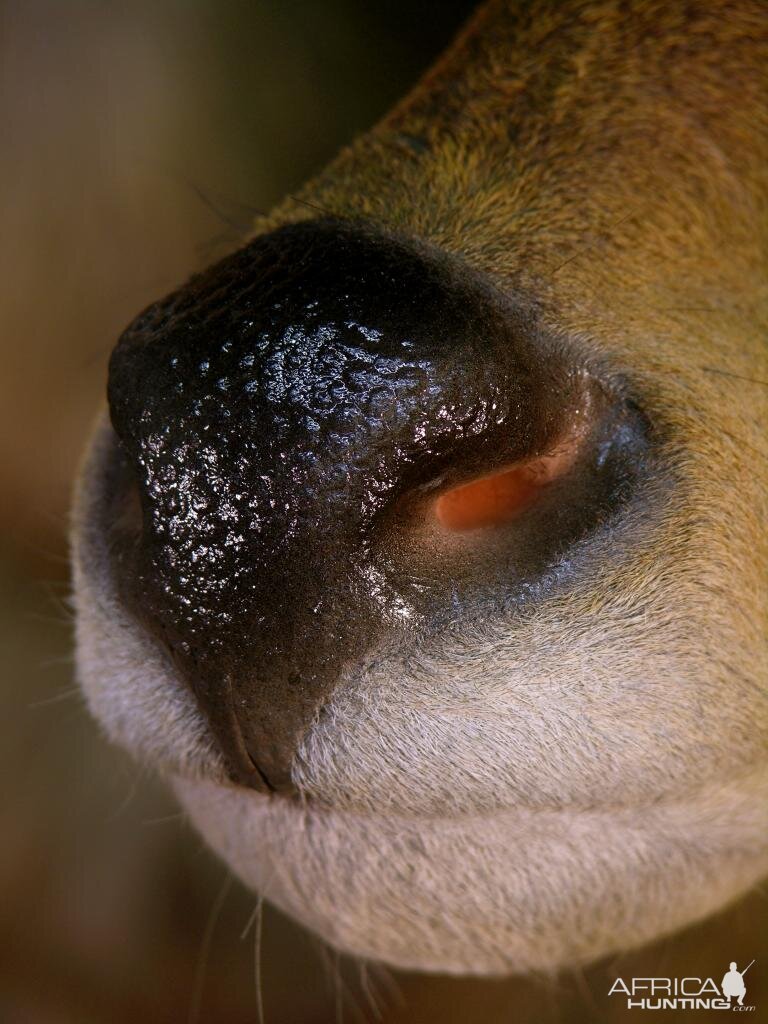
73,0 -> 768,973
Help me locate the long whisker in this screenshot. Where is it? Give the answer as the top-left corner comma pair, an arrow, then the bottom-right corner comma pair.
187,872 -> 233,1024
551,209 -> 637,274
701,365 -> 768,388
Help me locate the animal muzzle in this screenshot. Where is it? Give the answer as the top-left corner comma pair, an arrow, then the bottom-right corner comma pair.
106,217 -> 650,794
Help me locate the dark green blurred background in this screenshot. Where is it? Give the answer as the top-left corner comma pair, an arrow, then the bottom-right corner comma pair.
0,2 -> 764,1021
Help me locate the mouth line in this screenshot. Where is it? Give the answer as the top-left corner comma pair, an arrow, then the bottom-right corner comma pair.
172,761 -> 768,829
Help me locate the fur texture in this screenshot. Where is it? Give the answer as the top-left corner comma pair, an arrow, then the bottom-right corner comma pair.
72,0 -> 768,974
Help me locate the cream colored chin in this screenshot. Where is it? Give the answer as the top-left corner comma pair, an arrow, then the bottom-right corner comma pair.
173,770 -> 768,975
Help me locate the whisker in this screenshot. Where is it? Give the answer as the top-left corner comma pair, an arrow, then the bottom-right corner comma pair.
38,653 -> 75,670
702,366 -> 768,388
551,209 -> 637,274
333,949 -> 344,1024
358,961 -> 384,1022
315,943 -> 370,1023
140,812 -> 186,826
38,579 -> 76,622
238,894 -> 266,1022
570,966 -> 604,1022
27,611 -> 75,628
105,762 -> 150,822
367,962 -> 403,1008
28,685 -> 81,709
187,872 -> 233,1024
288,194 -> 339,219
254,895 -> 265,1024
179,175 -> 264,234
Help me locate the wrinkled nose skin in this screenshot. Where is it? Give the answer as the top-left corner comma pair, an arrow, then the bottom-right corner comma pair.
107,218 -> 646,793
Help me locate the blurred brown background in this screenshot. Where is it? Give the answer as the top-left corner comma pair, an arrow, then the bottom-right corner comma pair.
1,1 -> 764,1021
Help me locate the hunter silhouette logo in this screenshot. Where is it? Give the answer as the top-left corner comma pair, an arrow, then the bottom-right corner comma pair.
722,961 -> 754,1007
608,961 -> 757,1011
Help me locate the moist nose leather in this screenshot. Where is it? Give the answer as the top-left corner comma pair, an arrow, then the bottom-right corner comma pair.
106,217 -> 637,793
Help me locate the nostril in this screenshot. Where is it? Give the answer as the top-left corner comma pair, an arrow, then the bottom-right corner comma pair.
435,461 -> 561,531
434,415 -> 590,532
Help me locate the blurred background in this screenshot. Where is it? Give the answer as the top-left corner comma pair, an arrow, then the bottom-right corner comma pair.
0,1 -> 764,1021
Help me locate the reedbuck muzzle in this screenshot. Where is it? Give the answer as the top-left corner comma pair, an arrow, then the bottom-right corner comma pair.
72,0 -> 768,974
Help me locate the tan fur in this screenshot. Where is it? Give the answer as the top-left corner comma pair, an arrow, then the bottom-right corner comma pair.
72,0 -> 768,974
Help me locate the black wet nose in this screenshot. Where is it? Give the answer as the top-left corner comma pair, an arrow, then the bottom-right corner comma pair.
106,218 -> 640,793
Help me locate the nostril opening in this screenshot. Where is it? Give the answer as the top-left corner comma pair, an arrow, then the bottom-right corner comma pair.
434,462 -> 550,531
433,417 -> 589,532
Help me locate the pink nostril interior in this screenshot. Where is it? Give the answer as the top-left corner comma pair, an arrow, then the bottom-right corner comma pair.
434,463 -> 545,530
434,421 -> 588,532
